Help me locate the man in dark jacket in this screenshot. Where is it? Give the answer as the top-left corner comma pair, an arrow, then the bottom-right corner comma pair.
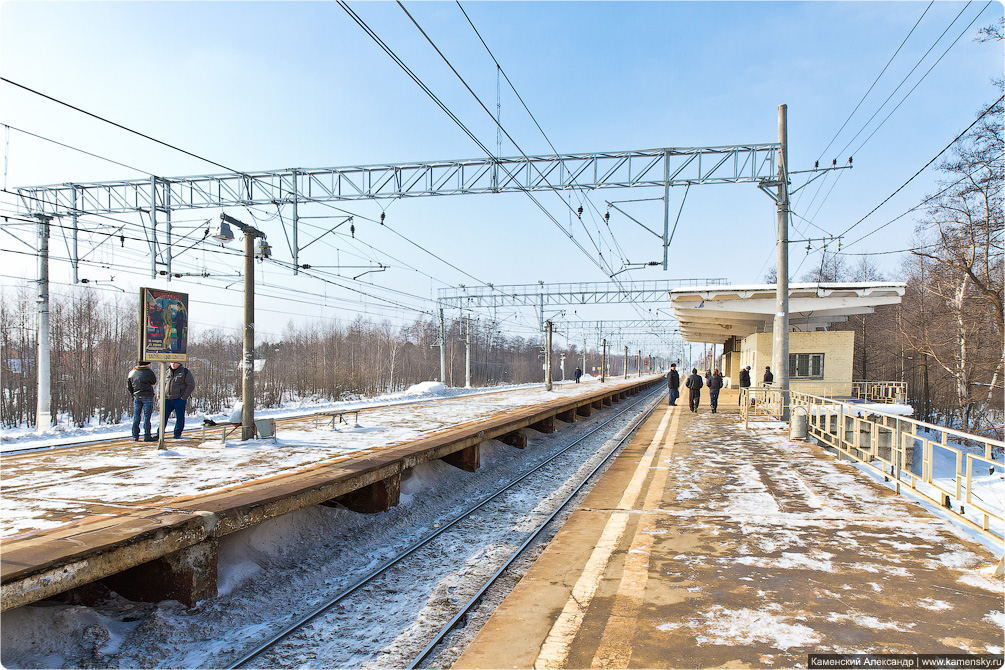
574,366 -> 583,383
684,367 -> 703,413
666,363 -> 680,406
127,361 -> 157,441
708,368 -> 723,413
738,365 -> 751,405
764,366 -> 774,385
165,361 -> 196,438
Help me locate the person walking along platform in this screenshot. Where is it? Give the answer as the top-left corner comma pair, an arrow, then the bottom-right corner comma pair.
685,367 -> 703,413
666,363 -> 680,406
708,368 -> 723,413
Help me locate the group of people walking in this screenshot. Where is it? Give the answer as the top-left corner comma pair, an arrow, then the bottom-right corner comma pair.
666,363 -> 774,413
127,361 -> 196,441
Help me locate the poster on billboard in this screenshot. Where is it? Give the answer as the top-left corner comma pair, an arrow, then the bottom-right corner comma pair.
139,288 -> 189,362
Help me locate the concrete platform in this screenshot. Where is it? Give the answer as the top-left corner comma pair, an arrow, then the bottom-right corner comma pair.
455,390 -> 1004,668
1,378 -> 657,610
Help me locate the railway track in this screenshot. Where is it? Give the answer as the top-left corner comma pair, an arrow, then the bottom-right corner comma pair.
226,384 -> 666,669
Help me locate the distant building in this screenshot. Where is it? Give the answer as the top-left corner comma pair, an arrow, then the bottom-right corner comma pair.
670,283 -> 906,396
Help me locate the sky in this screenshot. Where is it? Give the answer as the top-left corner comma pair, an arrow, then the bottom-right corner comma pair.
1,1 -> 1001,349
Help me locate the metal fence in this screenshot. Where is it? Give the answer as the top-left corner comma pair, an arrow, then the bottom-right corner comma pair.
739,387 -> 1005,548
851,381 -> 907,403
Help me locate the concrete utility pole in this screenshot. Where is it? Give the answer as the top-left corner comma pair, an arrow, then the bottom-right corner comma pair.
582,339 -> 587,375
638,350 -> 642,378
772,104 -> 791,421
219,213 -> 267,441
439,308 -> 446,384
35,214 -> 52,431
601,339 -> 606,383
559,353 -> 566,381
624,346 -> 629,378
464,315 -> 471,388
545,320 -> 553,391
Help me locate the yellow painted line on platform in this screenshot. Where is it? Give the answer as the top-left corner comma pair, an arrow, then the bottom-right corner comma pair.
590,406 -> 681,668
533,405 -> 677,670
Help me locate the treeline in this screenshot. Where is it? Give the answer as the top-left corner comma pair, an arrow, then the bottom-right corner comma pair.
0,288 -> 606,429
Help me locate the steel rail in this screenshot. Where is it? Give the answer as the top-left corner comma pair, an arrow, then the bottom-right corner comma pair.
227,385 -> 666,668
406,387 -> 667,668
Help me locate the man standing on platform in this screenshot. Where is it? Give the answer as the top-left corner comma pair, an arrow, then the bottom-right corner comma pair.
684,367 -> 703,413
739,365 -> 751,405
708,368 -> 723,413
128,361 -> 157,442
666,363 -> 680,406
165,361 -> 196,439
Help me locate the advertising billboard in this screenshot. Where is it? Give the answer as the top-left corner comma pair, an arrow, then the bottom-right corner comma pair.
139,288 -> 189,362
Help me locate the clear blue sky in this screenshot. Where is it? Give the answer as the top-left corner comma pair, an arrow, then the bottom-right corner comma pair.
1,1 -> 1001,345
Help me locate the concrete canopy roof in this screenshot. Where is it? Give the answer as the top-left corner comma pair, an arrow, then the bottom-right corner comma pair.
669,282 -> 906,343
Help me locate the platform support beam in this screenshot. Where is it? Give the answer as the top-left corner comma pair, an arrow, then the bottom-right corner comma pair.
498,429 -> 528,449
441,443 -> 480,472
556,408 -> 577,423
331,472 -> 401,514
577,404 -> 593,418
102,538 -> 219,608
529,416 -> 557,433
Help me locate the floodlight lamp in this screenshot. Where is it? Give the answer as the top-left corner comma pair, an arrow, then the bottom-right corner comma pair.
212,218 -> 235,244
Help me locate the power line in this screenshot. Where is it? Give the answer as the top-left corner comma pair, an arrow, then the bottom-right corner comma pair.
815,1 -> 934,162
847,1 -> 995,158
837,94 -> 1003,239
836,2 -> 988,158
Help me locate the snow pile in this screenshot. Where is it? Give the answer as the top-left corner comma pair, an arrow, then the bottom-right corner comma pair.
402,381 -> 447,396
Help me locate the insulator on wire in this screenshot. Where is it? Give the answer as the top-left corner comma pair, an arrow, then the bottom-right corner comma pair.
814,161 -> 819,169
604,211 -> 610,222
350,223 -> 355,238
380,212 -> 385,225
577,206 -> 583,217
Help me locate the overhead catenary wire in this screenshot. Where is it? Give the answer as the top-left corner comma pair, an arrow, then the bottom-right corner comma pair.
836,94 -> 1004,240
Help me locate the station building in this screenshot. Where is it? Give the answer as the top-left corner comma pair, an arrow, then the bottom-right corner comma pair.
670,282 -> 906,395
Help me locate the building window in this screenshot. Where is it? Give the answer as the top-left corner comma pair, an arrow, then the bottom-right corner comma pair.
789,353 -> 824,379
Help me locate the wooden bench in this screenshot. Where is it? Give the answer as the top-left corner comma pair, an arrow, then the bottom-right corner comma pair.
315,410 -> 360,430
